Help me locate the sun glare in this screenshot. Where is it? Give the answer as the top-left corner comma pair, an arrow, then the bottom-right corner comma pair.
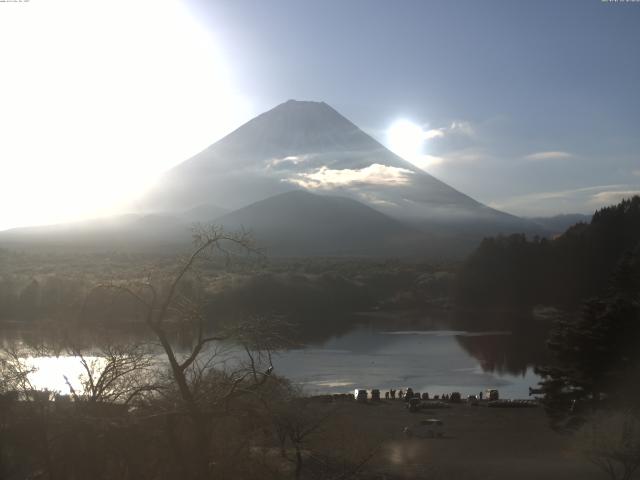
27,356 -> 105,394
387,119 -> 443,172
387,119 -> 427,164
0,0 -> 251,231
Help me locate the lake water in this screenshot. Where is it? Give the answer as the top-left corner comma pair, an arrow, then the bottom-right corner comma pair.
272,325 -> 542,399
15,319 -> 545,400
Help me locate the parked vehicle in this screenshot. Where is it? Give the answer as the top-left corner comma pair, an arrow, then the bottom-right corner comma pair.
485,389 -> 499,401
403,419 -> 444,438
467,394 -> 479,406
404,387 -> 414,401
356,389 -> 368,402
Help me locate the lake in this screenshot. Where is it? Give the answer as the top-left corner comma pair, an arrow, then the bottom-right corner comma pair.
272,324 -> 543,398
10,315 -> 547,400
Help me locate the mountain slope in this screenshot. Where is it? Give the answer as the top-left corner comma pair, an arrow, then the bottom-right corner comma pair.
0,214 -> 191,252
1,100 -> 543,257
212,190 -> 424,256
0,204 -> 229,252
138,100 -> 533,233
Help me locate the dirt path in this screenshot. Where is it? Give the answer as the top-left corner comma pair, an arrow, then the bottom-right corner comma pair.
323,400 -> 601,479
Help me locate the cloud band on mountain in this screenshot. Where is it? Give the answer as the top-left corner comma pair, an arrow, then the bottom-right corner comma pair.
287,163 -> 414,189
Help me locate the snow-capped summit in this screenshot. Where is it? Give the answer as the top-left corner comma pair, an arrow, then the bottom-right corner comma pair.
139,99 -> 522,230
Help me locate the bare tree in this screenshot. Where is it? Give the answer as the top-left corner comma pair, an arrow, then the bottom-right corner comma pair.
83,225 -> 279,479
64,343 -> 157,405
260,381 -> 334,480
0,345 -> 38,397
576,410 -> 640,480
0,344 -> 60,479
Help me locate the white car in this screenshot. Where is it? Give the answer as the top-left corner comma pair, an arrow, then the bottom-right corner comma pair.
403,419 -> 444,438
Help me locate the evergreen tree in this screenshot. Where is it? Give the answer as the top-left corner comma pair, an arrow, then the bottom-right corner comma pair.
537,249 -> 640,430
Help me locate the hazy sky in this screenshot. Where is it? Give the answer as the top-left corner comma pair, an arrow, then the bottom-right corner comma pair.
1,0 -> 639,230
188,0 -> 640,217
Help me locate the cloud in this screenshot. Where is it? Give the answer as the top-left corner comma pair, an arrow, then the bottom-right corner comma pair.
381,118 -> 478,173
411,122 -> 479,170
492,184 -> 624,205
411,155 -> 445,170
424,128 -> 445,140
418,148 -> 487,172
448,121 -> 475,137
589,190 -> 640,205
267,154 -> 314,168
421,121 -> 474,140
446,149 -> 487,164
488,184 -> 640,216
287,163 -> 414,190
357,192 -> 399,208
274,155 -> 302,165
524,151 -> 573,161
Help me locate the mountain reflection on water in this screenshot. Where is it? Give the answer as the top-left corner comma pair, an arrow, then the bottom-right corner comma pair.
454,328 -> 550,377
0,310 -> 551,399
272,315 -> 549,399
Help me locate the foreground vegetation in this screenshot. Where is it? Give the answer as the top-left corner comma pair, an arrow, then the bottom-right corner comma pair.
0,248 -> 455,337
0,228 -> 384,480
0,362 -> 622,480
0,197 -> 639,479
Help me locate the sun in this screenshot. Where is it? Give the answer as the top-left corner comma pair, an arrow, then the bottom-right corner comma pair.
0,0 -> 251,231
387,119 -> 426,163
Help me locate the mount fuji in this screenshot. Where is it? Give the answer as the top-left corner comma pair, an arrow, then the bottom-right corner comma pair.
140,100 -> 511,225
1,100 -> 543,256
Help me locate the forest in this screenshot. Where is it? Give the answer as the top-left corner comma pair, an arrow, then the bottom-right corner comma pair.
455,196 -> 640,310
455,197 -> 640,443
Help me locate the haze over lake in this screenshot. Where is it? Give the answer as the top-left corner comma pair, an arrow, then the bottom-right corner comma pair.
274,325 -> 541,398
9,315 -> 545,399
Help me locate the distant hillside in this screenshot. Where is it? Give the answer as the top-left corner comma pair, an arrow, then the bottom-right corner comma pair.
0,214 -> 192,252
212,190 -> 424,256
455,196 -> 640,309
529,213 -> 591,236
0,191 -> 429,257
180,204 -> 228,223
0,204 -> 229,254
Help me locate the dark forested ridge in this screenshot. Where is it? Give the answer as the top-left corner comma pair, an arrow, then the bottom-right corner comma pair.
453,196 -> 640,429
455,196 -> 640,310
537,263 -> 640,428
